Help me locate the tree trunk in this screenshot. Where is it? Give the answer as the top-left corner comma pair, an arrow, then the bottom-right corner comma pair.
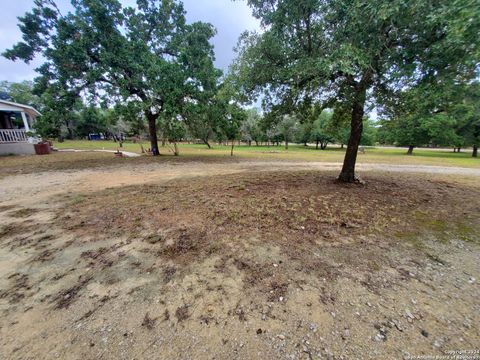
173,142 -> 179,156
66,126 -> 74,140
285,138 -> 288,150
203,139 -> 211,149
457,147 -> 461,153
473,145 -> 478,158
321,142 -> 327,150
341,144 -> 344,149
316,140 -> 319,150
338,87 -> 366,182
407,145 -> 414,155
146,112 -> 160,156
230,140 -> 234,156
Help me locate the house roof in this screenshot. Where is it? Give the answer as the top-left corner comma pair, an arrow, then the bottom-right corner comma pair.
0,99 -> 41,117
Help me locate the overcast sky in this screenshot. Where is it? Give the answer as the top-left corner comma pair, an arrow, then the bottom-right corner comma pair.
0,0 -> 260,83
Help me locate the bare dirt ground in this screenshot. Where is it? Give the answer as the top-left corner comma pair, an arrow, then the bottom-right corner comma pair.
0,157 -> 479,360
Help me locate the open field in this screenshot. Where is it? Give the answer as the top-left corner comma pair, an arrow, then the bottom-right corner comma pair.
53,140 -> 480,168
0,153 -> 479,359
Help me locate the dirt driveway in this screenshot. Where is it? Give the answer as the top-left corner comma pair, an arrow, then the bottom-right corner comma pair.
1,160 -> 479,206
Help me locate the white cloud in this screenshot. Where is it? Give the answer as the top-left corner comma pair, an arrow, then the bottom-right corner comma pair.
0,0 -> 259,82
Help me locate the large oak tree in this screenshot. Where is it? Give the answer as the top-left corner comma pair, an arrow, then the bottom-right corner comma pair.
4,0 -> 219,155
233,0 -> 480,182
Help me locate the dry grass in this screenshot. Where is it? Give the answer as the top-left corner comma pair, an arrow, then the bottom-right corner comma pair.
56,171 -> 479,283
7,207 -> 38,218
60,171 -> 479,236
0,151 -> 244,179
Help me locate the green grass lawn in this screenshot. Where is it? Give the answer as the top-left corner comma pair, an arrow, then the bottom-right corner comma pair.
53,140 -> 480,168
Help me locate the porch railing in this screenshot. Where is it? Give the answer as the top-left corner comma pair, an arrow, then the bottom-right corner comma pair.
0,129 -> 28,143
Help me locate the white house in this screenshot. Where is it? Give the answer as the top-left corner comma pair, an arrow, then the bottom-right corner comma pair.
0,99 -> 41,155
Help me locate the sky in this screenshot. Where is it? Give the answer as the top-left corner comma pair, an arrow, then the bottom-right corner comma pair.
0,0 -> 260,83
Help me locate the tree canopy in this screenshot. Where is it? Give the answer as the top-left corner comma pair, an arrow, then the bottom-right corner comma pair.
378,79 -> 480,156
232,0 -> 480,181
4,0 -> 220,155
0,80 -> 42,108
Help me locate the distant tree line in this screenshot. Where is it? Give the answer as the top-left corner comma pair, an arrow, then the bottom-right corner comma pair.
1,77 -> 479,158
